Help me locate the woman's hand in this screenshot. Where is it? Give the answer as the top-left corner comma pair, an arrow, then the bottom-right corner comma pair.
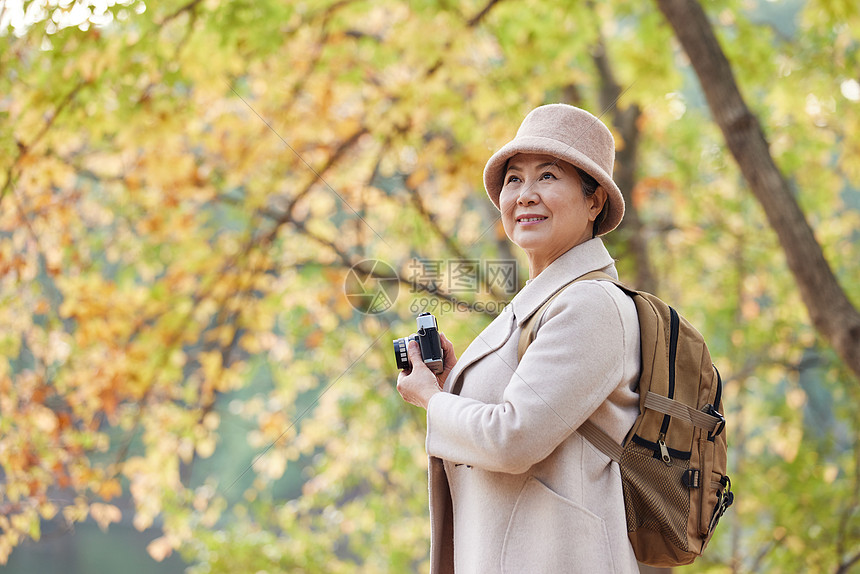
397,332 -> 458,410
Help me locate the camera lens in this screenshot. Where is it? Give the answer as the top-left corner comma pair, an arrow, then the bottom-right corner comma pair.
393,337 -> 410,370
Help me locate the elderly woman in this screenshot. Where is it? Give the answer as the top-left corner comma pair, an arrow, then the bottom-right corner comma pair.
397,104 -> 641,573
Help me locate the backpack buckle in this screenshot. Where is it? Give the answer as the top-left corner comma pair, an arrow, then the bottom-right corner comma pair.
707,476 -> 734,535
703,404 -> 726,440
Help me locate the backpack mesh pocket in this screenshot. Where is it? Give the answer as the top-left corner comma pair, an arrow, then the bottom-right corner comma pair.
621,441 -> 691,553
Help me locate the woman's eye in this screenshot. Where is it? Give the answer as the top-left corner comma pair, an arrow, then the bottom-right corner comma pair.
506,175 -> 521,184
541,172 -> 556,180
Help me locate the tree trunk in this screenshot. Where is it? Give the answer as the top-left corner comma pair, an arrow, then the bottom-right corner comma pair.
592,40 -> 658,295
655,0 -> 860,382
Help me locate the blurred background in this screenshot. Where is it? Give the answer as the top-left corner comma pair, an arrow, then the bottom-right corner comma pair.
1,0 -> 858,572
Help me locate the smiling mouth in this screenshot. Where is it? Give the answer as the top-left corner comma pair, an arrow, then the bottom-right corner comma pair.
517,216 -> 547,223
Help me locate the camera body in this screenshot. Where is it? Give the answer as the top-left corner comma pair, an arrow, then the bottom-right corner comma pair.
393,312 -> 444,374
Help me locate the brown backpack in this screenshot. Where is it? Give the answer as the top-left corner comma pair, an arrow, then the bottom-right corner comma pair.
517,271 -> 733,567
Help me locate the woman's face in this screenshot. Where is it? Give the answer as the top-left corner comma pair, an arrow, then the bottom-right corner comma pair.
499,153 -> 606,268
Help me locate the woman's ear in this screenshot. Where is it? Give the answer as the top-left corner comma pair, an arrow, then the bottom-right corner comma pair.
588,187 -> 608,221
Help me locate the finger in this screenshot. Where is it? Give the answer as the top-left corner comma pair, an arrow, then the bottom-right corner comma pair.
438,334 -> 457,370
396,370 -> 409,396
406,340 -> 428,371
439,333 -> 457,361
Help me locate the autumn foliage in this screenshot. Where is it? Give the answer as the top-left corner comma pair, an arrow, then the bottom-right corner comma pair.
1,0 -> 859,572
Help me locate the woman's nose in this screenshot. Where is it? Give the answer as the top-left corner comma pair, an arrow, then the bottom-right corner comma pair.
517,185 -> 539,205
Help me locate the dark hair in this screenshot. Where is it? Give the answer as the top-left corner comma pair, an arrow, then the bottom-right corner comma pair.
575,166 -> 609,238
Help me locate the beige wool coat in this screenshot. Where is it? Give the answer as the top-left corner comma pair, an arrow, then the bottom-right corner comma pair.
425,238 -> 641,574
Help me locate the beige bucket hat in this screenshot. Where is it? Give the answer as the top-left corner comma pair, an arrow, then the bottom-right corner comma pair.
483,104 -> 625,236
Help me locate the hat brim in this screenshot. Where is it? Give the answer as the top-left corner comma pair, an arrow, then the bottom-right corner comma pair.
483,135 -> 625,236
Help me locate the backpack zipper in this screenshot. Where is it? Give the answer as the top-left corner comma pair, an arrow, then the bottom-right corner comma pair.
658,307 -> 680,463
658,433 -> 672,465
713,365 -> 723,410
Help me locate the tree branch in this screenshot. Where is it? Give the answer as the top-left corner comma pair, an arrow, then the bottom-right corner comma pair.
836,552 -> 860,574
405,182 -> 512,302
262,125 -> 369,246
241,201 -> 498,317
655,0 -> 860,381
836,441 -> 860,574
467,0 -> 505,27
158,0 -> 204,27
1,80 -> 86,211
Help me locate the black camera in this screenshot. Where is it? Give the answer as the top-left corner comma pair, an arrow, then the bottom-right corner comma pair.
393,312 -> 444,374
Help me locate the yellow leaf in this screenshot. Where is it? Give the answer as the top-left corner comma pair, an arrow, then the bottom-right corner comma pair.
133,512 -> 153,532
196,436 -> 216,459
98,479 -> 123,501
406,166 -> 429,188
89,503 -> 121,532
146,536 -> 173,562
39,502 -> 58,521
202,411 -> 220,430
199,350 -> 222,382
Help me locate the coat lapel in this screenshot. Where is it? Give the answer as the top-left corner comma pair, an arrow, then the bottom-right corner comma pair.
444,307 -> 516,395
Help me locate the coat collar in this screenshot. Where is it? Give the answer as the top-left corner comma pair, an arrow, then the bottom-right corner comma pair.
510,238 -> 618,328
442,239 -> 616,395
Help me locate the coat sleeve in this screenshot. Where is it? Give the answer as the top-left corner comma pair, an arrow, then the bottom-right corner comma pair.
425,281 -> 636,474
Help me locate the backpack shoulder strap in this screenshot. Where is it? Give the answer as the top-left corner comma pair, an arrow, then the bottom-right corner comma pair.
516,270 -> 620,363
515,270 -> 628,463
